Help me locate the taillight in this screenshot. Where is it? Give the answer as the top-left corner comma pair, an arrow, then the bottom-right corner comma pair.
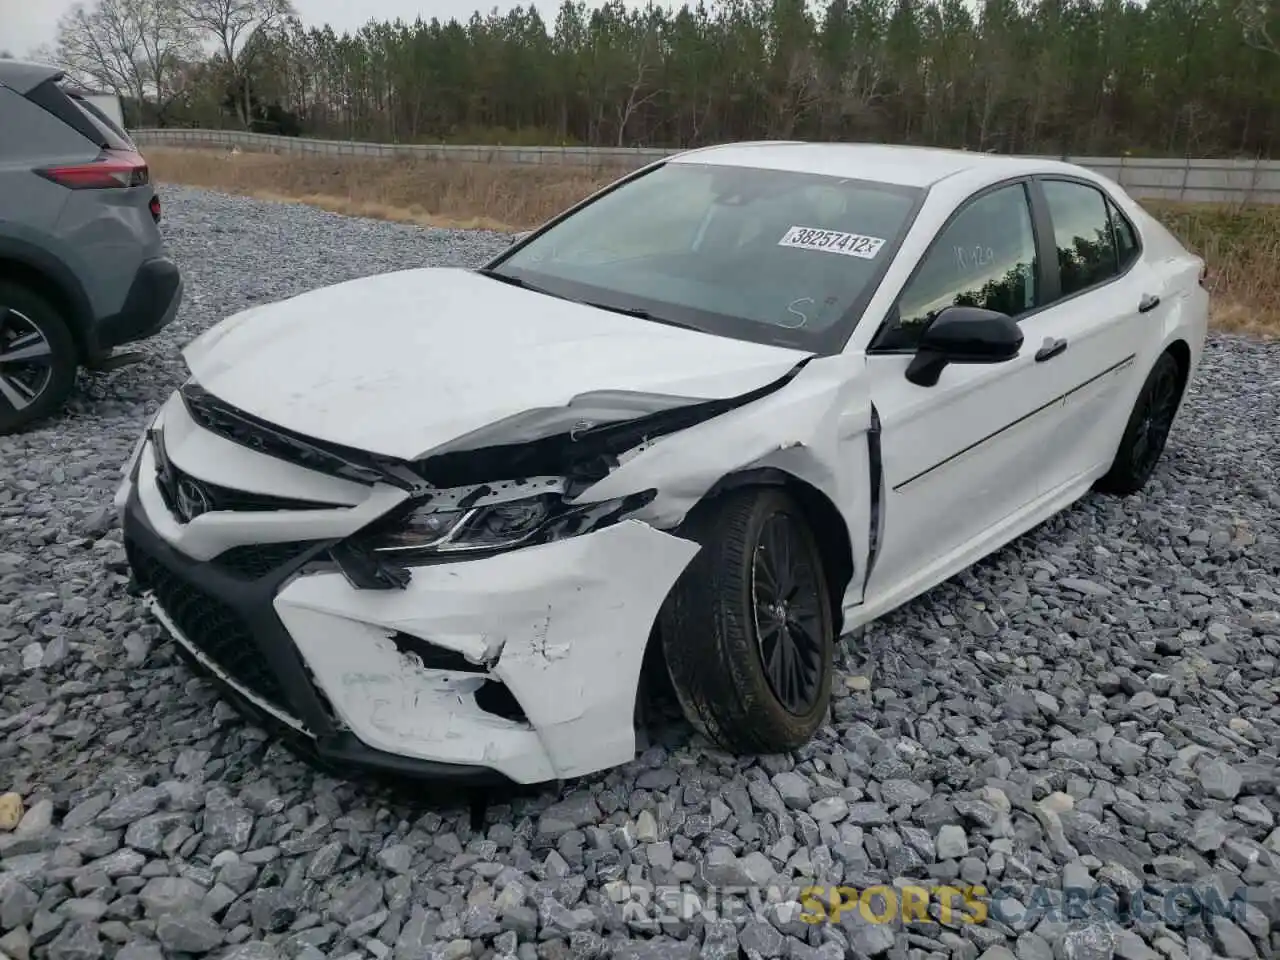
150,195 -> 162,222
1199,263 -> 1209,288
35,148 -> 149,189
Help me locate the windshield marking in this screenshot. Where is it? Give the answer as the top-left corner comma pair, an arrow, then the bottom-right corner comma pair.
778,227 -> 885,259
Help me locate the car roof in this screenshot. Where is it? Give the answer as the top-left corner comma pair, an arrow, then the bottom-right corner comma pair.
0,59 -> 64,95
670,141 -> 1075,190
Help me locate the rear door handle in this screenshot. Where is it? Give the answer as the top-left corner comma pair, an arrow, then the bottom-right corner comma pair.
1138,294 -> 1161,313
1035,337 -> 1068,362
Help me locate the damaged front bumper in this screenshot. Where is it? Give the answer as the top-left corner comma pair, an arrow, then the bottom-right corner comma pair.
118,424 -> 700,785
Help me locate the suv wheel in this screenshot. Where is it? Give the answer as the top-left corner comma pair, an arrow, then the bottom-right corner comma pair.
0,282 -> 78,435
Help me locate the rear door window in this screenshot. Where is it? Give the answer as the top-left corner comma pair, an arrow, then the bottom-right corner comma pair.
1040,179 -> 1121,297
1108,200 -> 1140,271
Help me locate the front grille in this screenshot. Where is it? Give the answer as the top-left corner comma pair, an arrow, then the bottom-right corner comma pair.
151,426 -> 341,519
160,461 -> 339,515
127,539 -> 289,711
180,383 -> 393,487
213,542 -> 318,580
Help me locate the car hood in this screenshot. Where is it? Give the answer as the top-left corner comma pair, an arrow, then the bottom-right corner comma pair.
183,267 -> 813,461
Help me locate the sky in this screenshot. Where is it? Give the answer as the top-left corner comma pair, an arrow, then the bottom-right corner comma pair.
0,0 -> 572,60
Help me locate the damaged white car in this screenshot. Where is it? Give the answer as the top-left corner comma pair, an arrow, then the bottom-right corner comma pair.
117,143 -> 1209,785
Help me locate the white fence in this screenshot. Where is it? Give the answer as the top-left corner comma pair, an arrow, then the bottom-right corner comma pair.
129,128 -> 1280,204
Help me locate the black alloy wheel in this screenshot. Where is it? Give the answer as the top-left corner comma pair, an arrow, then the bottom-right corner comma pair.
1095,349 -> 1185,496
751,512 -> 826,715
1128,357 -> 1180,478
659,486 -> 835,754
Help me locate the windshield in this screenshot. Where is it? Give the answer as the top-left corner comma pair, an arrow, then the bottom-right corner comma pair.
486,162 -> 923,353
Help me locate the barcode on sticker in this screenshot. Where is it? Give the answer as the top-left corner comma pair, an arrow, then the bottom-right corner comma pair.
778,226 -> 885,259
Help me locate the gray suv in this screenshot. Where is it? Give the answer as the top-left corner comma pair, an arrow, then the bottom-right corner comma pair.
0,59 -> 182,434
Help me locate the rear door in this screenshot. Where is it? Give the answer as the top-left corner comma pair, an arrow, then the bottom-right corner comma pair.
861,179 -> 1098,602
1020,177 -> 1156,486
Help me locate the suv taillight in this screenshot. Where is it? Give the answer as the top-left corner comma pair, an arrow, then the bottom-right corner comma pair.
150,195 -> 162,222
35,148 -> 149,189
1199,263 -> 1209,288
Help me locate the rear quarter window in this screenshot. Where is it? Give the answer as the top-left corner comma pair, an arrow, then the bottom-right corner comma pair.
0,85 -> 99,163
22,80 -> 129,152
68,94 -> 133,149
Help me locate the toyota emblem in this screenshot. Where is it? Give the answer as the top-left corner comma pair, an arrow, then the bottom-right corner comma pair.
175,478 -> 213,522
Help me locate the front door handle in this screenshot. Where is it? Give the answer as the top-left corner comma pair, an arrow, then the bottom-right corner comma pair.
1035,337 -> 1068,362
1138,294 -> 1161,313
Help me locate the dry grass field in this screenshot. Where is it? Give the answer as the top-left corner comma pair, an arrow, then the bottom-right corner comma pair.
145,147 -> 1280,337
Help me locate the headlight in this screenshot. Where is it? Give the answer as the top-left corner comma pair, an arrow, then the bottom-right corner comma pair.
124,409 -> 161,478
362,489 -> 657,561
372,494 -> 559,555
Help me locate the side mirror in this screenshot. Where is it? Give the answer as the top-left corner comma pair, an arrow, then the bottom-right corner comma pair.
905,305 -> 1023,387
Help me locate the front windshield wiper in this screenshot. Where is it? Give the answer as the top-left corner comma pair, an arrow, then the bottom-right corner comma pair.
575,300 -> 704,333
475,267 -> 540,291
477,268 -> 702,333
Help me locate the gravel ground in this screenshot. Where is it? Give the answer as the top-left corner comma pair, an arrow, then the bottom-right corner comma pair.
2,186 -> 1280,960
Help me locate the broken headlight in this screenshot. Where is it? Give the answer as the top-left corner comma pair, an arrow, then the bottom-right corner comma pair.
373,494 -> 559,556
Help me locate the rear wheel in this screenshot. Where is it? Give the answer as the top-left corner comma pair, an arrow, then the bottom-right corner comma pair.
0,282 -> 78,435
659,487 -> 834,754
1095,350 -> 1184,496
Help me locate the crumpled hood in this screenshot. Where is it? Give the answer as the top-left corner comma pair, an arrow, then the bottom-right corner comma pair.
183,267 -> 812,461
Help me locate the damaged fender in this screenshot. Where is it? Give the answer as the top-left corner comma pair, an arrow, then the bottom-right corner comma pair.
273,519 -> 700,783
571,352 -> 875,618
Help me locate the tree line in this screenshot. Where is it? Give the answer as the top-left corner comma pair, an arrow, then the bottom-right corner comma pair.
44,0 -> 1280,158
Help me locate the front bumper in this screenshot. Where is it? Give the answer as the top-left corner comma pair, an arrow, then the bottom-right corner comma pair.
93,256 -> 183,355
117,399 -> 699,784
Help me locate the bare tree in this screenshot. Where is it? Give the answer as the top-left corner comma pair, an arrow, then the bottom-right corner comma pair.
137,0 -> 199,118
52,0 -> 194,120
613,31 -> 664,146
53,0 -> 147,104
177,0 -> 293,127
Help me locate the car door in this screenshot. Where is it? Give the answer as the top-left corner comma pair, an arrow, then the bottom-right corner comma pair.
1022,177 -> 1154,485
859,179 -> 1097,605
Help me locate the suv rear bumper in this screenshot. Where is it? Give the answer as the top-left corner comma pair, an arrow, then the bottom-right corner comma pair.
91,256 -> 182,356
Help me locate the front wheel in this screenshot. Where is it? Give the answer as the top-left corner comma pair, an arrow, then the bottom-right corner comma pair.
659,487 -> 834,754
1095,350 -> 1184,496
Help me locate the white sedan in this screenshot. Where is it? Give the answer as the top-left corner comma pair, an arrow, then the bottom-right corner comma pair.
116,142 -> 1208,785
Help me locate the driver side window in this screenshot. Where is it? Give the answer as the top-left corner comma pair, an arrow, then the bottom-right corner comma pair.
879,183 -> 1040,350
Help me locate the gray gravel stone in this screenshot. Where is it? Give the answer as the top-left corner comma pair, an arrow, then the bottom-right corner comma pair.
154,913 -> 225,953
138,876 -> 206,917
46,923 -> 102,960
1199,759 -> 1244,800
936,824 -> 969,860
96,787 -> 166,829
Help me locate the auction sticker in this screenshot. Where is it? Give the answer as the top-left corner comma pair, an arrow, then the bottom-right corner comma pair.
778,226 -> 885,259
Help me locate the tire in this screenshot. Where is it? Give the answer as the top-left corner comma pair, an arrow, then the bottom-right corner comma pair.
659,486 -> 834,754
1095,350 -> 1184,496
0,282 -> 78,435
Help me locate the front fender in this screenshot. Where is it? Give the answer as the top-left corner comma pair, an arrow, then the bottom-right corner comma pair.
574,352 -> 876,614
